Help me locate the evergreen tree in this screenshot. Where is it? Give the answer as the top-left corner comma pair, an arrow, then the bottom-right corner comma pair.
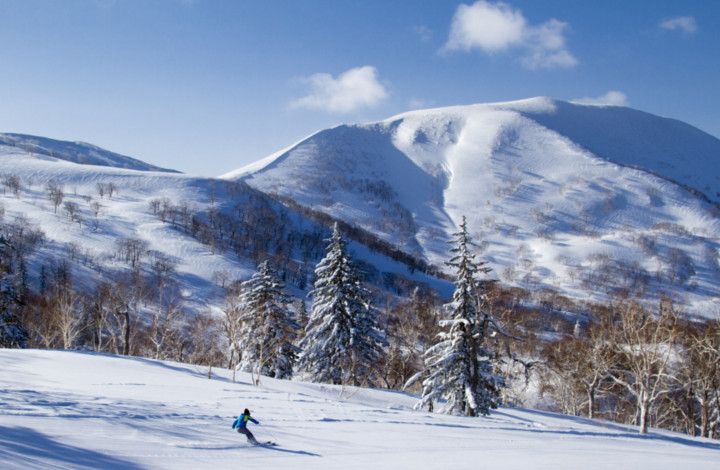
0,274 -> 27,348
416,216 -> 503,416
237,260 -> 299,381
298,223 -> 385,385
0,231 -> 28,348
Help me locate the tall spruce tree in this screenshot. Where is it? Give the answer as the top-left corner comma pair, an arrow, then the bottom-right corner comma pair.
298,223 -> 385,385
416,216 -> 503,416
236,260 -> 299,382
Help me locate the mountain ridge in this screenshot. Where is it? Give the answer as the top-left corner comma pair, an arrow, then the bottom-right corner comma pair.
226,97 -> 720,201
0,132 -> 179,173
225,97 -> 720,316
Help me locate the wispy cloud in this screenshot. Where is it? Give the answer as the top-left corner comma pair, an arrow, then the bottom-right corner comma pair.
572,91 -> 628,107
413,25 -> 434,43
290,66 -> 389,114
443,1 -> 577,70
659,16 -> 697,34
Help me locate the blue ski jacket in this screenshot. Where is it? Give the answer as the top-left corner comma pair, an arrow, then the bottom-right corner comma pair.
232,413 -> 259,429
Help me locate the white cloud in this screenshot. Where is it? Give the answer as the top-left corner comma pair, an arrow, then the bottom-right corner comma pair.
445,1 -> 526,52
572,91 -> 628,107
290,66 -> 389,114
660,16 -> 697,34
520,19 -> 577,69
444,1 -> 577,70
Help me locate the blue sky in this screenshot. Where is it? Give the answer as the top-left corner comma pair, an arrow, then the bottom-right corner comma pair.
0,0 -> 718,175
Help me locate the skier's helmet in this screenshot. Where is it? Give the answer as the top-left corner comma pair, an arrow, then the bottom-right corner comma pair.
244,408 -> 250,415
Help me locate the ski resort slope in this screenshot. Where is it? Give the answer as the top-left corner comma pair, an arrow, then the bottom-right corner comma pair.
1,350 -> 718,470
226,98 -> 720,316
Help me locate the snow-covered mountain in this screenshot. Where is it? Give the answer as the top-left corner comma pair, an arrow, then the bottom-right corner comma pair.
0,144 -> 447,315
0,133 -> 178,173
225,98 -> 720,316
2,349 -> 718,470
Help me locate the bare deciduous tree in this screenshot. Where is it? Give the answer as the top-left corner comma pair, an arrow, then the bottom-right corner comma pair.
63,201 -> 82,226
2,174 -> 22,197
222,289 -> 243,381
605,301 -> 679,434
115,237 -> 149,270
544,318 -> 610,419
46,181 -> 65,213
53,288 -> 84,350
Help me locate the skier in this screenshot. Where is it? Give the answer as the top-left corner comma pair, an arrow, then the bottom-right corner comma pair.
232,408 -> 260,445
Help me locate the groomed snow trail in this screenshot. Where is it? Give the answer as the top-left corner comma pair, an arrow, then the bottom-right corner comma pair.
1,350 -> 718,469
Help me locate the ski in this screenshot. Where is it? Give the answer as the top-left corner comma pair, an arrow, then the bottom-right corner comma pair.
255,441 -> 278,447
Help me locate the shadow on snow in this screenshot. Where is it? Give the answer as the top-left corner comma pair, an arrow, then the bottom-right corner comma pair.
0,425 -> 145,469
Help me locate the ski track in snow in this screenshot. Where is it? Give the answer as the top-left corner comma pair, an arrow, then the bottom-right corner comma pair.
0,350 -> 718,469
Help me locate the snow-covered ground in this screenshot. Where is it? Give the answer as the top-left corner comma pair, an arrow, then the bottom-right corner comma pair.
1,349 -> 718,469
226,97 -> 720,316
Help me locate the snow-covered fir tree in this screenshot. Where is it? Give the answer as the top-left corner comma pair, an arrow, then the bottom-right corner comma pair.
236,260 -> 299,381
298,223 -> 386,386
416,216 -> 503,416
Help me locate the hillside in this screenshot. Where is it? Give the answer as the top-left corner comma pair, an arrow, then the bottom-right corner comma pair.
225,98 -> 720,316
0,133 -> 178,173
1,349 -> 718,469
0,144 -> 448,316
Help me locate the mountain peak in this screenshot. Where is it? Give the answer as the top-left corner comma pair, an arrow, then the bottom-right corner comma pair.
224,98 -> 720,316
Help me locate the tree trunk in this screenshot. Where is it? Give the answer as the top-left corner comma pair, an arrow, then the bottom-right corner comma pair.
123,310 -> 130,356
700,391 -> 709,438
686,387 -> 696,437
587,387 -> 596,419
639,399 -> 649,434
94,308 -> 103,352
227,348 -> 235,371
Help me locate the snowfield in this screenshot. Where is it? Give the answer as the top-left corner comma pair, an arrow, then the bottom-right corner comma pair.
1,349 -> 718,469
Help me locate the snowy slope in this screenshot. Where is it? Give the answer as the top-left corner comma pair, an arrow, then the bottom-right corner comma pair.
0,146 -> 252,312
1,349 -> 718,469
0,133 -> 178,173
225,98 -> 720,316
0,146 -> 448,314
